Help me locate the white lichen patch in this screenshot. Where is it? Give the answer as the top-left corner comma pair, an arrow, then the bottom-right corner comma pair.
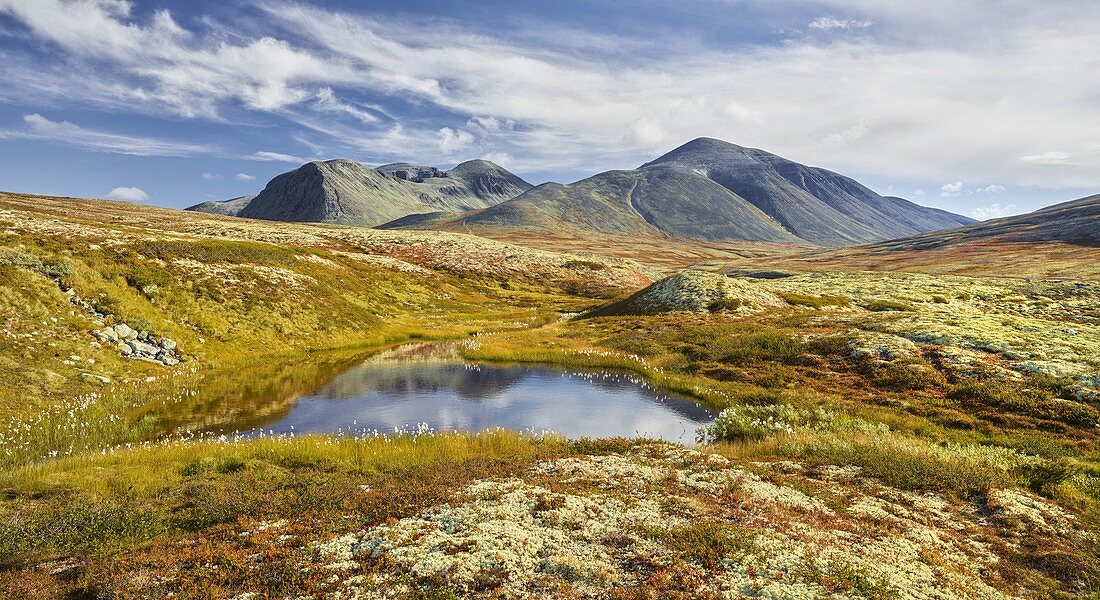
986,488 -> 1077,536
312,444 -> 1052,598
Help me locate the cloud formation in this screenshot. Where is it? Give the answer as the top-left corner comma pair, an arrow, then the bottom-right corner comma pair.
970,203 -> 1017,220
0,113 -> 212,156
0,0 -> 1096,191
808,17 -> 873,30
107,186 -> 148,201
939,181 -> 964,197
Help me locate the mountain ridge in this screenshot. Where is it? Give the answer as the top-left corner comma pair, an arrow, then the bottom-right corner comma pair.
187,158 -> 531,227
382,138 -> 977,246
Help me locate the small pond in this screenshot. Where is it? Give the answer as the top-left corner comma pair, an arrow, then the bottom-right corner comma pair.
201,343 -> 715,444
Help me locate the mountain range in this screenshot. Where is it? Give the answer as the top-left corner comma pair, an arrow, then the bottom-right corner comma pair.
188,159 -> 531,227
188,137 -> 979,245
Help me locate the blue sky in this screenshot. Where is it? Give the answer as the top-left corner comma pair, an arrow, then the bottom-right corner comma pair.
0,1 -> 1096,218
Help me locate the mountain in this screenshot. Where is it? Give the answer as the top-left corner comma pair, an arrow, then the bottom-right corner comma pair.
382,138 -> 977,246
184,195 -> 255,216
867,193 -> 1100,249
186,159 -> 531,226
749,194 -> 1100,280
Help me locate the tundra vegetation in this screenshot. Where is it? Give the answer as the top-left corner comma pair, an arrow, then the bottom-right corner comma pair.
1,191 -> 1098,598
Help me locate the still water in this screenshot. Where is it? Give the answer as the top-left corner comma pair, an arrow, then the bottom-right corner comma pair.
206,343 -> 714,444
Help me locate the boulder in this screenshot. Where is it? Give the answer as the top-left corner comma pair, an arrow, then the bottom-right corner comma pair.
127,340 -> 160,356
160,338 -> 177,351
113,324 -> 137,340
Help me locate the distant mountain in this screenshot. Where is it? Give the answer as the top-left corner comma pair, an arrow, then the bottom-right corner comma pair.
184,195 -> 254,216
186,159 -> 531,226
382,138 -> 977,246
868,193 -> 1100,250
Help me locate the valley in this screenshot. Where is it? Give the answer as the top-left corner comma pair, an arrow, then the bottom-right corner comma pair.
1,188 -> 1098,598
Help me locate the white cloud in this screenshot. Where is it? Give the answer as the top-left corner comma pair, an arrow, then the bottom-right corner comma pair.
235,172 -> 255,181
939,181 -> 964,197
482,151 -> 512,167
251,151 -> 305,163
436,127 -> 474,153
0,1 -> 1097,188
1020,151 -> 1075,165
201,172 -> 220,180
808,17 -> 873,30
106,186 -> 149,202
314,87 -> 378,124
970,203 -> 1017,220
977,184 -> 1005,194
0,113 -> 213,156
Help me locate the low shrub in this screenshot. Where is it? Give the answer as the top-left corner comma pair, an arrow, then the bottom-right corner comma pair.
862,299 -> 914,312
561,260 -> 606,271
708,297 -> 745,312
780,292 -> 851,309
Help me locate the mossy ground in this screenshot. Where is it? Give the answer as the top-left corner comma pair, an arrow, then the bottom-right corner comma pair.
1,192 -> 1098,597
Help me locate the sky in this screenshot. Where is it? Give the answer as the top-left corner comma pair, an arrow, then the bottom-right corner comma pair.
0,1 -> 1096,218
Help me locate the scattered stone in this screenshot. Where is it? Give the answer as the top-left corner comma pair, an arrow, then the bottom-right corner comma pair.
80,373 -> 111,384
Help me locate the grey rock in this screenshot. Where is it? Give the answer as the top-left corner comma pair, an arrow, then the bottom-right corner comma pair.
160,356 -> 180,366
113,324 -> 136,340
127,340 -> 160,356
118,342 -> 133,356
160,338 -> 177,351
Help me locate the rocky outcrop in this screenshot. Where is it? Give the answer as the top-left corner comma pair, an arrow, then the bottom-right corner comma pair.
584,270 -> 786,317
66,288 -> 184,367
91,324 -> 181,366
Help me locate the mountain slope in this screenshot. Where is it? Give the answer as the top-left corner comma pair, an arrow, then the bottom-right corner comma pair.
750,194 -> 1100,280
188,159 -> 531,226
184,195 -> 255,216
383,138 -> 975,246
869,193 -> 1100,249
641,138 -> 977,245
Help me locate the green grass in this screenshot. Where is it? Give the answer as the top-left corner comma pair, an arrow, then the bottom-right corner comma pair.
0,431 -> 567,561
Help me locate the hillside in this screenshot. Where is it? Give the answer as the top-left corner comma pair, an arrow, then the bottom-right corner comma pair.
383,138 -> 976,246
187,159 -> 531,227
2,191 -> 1098,598
184,195 -> 255,216
752,194 -> 1100,279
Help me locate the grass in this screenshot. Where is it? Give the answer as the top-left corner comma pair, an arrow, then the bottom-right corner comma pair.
2,192 -> 1099,597
0,431 -> 567,562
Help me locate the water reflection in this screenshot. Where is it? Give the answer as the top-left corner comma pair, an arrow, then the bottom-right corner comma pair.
201,343 -> 715,444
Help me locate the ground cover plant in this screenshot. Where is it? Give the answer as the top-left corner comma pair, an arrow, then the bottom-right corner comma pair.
1,192 -> 1098,598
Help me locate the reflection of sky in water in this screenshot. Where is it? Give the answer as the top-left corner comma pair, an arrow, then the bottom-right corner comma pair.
266,362 -> 715,445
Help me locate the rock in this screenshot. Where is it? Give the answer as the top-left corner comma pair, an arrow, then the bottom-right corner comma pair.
160,356 -> 180,366
127,340 -> 160,356
113,324 -> 137,340
160,338 -> 177,351
80,373 -> 111,384
117,342 -> 133,356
